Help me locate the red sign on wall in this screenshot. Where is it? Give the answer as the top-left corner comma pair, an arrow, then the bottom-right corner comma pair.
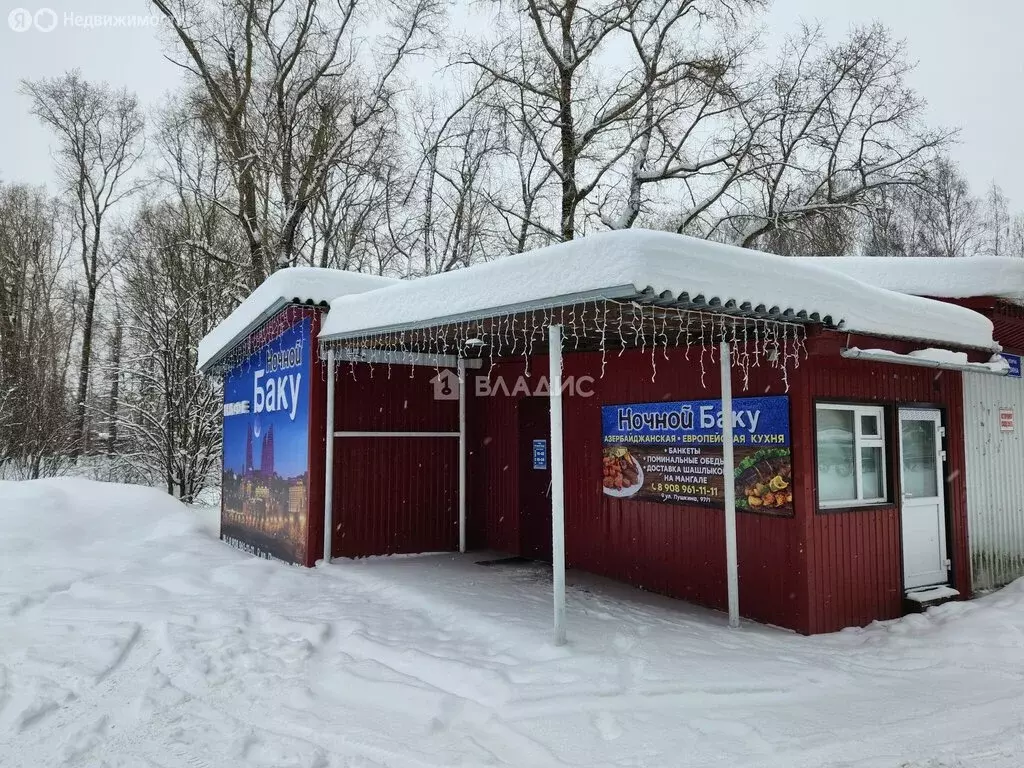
1000,408 -> 1015,432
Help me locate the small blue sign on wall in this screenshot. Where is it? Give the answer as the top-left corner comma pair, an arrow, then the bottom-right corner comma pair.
532,439 -> 548,470
1002,353 -> 1022,379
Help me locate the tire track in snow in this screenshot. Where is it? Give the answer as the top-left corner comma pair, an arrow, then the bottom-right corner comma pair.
6,580 -> 76,617
0,622 -> 157,766
143,619 -> 426,768
95,623 -> 142,684
305,624 -> 573,767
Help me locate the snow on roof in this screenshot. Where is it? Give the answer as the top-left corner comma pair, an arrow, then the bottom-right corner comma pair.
198,267 -> 397,372
319,230 -> 998,351
811,257 -> 1024,302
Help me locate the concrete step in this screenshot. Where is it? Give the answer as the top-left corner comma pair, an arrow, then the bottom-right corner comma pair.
904,585 -> 960,613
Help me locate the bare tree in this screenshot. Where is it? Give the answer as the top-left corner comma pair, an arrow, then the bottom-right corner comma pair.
461,0 -> 763,241
104,308 -> 124,455
0,184 -> 77,477
859,184 -> 925,257
489,93 -> 558,253
21,71 -> 145,456
109,201 -> 237,501
718,24 -> 952,251
981,181 -> 1012,257
1009,214 -> 1024,260
301,121 -> 408,275
916,157 -> 983,258
152,0 -> 442,285
389,90 -> 504,274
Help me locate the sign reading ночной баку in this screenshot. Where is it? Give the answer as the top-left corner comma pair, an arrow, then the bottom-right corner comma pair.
600,396 -> 794,516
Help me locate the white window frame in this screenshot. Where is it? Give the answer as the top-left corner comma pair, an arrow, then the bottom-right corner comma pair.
816,403 -> 888,509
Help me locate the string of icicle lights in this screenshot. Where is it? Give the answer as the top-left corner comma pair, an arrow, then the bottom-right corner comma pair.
320,298 -> 809,392
207,304 -> 316,378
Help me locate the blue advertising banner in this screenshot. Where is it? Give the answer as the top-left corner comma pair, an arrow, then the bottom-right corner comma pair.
601,396 -> 794,515
1001,353 -> 1022,379
221,313 -> 312,564
602,396 -> 791,447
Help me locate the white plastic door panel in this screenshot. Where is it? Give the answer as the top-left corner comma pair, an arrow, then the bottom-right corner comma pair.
899,409 -> 948,590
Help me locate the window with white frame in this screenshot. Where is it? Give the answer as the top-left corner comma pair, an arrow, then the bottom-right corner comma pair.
815,403 -> 887,508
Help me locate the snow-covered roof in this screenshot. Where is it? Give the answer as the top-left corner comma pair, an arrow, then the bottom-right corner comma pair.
811,257 -> 1024,302
198,267 -> 397,372
318,230 -> 998,351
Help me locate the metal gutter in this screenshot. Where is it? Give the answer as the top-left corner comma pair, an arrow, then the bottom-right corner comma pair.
841,348 -> 1009,376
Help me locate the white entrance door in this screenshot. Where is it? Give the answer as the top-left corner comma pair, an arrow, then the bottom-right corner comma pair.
899,409 -> 949,590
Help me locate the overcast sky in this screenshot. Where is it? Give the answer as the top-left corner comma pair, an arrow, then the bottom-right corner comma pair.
1,0 -> 1021,206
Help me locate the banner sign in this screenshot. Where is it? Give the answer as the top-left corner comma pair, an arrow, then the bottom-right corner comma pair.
221,312 -> 312,564
1001,353 -> 1022,379
601,396 -> 794,516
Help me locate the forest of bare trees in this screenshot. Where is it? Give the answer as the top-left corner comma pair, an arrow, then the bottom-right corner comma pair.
2,0 -> 1023,497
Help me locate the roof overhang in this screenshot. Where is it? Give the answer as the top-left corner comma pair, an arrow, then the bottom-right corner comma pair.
198,267 -> 398,374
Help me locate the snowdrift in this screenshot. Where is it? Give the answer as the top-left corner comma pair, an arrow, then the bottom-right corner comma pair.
2,479 -> 1024,767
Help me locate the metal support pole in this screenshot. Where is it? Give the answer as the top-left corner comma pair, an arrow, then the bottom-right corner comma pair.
458,358 -> 467,554
323,348 -> 336,565
548,324 -> 567,646
720,340 -> 739,628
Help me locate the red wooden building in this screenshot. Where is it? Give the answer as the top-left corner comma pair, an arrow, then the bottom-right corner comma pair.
202,231 -> 1010,637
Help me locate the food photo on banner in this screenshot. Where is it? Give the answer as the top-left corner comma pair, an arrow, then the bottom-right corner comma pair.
220,313 -> 313,564
601,396 -> 794,516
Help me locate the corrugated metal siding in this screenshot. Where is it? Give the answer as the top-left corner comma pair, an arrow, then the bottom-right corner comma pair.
331,363 -> 459,557
802,353 -> 970,634
963,371 -> 1024,590
335,362 -> 457,432
332,437 -> 458,557
467,361 -> 522,554
992,301 -> 1024,354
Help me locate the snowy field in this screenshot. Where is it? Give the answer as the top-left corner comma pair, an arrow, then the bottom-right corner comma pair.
3,480 -> 1024,768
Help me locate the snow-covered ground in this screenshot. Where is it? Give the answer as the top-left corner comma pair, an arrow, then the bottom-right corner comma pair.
3,480 -> 1024,767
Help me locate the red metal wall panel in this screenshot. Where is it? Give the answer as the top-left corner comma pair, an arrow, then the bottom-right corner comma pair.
467,363 -> 521,553
800,346 -> 970,634
335,363 -> 457,432
938,297 -> 1024,355
467,337 -> 970,635
330,363 -> 459,558
992,301 -> 1024,354
332,437 -> 458,557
